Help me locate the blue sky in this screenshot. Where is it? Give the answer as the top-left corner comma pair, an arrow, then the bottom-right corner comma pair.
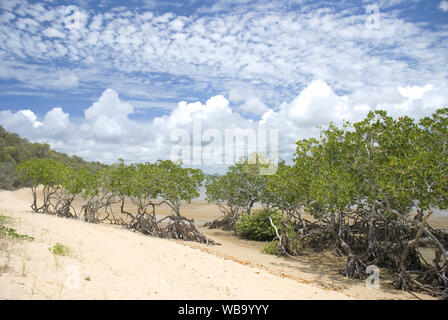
0,0 -> 447,171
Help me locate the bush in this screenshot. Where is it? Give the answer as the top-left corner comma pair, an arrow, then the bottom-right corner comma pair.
261,234 -> 302,256
235,209 -> 283,241
261,240 -> 280,255
49,243 -> 70,256
0,225 -> 34,241
0,214 -> 34,241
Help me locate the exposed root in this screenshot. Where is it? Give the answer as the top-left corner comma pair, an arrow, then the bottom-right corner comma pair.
126,211 -> 160,236
158,215 -> 218,245
340,253 -> 366,280
204,215 -> 239,231
81,201 -> 102,224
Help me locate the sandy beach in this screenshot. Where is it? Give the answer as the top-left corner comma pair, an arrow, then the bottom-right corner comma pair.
1,188 -> 445,300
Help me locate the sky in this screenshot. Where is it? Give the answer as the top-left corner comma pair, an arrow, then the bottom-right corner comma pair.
0,0 -> 447,173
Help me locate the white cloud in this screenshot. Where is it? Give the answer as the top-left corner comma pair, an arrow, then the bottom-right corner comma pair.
279,79 -> 358,127
0,61 -> 80,90
0,0 -> 447,108
398,84 -> 434,100
81,88 -> 139,142
51,73 -> 79,89
229,87 -> 268,116
20,109 -> 43,128
0,109 -> 43,131
169,17 -> 186,31
439,1 -> 448,12
152,94 -> 250,138
42,107 -> 70,136
84,88 -> 133,120
2,80 -> 445,171
239,96 -> 268,116
43,27 -> 65,38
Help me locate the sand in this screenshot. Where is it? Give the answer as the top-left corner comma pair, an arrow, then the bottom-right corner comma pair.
0,188 -> 443,300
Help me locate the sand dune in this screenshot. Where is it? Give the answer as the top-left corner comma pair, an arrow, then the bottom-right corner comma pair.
0,188 -> 438,300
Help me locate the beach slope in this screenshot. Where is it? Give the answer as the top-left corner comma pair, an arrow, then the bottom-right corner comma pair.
0,189 -> 350,300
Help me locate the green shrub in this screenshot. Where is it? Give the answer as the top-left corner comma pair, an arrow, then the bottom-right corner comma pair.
261,234 -> 302,256
0,214 -> 34,241
49,243 -> 70,256
235,209 -> 283,241
262,240 -> 280,255
0,225 -> 34,241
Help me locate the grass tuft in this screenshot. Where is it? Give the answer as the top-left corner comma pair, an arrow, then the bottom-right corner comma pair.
0,214 -> 34,241
49,243 -> 70,256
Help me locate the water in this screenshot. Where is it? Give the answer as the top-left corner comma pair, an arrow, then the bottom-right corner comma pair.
192,184 -> 448,217
193,184 -> 207,201
431,208 -> 448,217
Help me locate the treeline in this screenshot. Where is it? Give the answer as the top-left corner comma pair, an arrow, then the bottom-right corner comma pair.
205,108 -> 448,299
15,158 -> 214,244
0,125 -> 105,190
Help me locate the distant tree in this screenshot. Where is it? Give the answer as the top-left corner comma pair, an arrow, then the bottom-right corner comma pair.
15,158 -> 66,213
122,162 -> 160,234
156,160 -> 204,217
80,167 -> 118,224
154,160 -> 214,243
53,166 -> 90,219
205,153 -> 275,231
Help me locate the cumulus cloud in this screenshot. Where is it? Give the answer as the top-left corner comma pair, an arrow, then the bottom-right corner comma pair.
398,84 -> 434,100
229,87 -> 268,116
439,1 -> 448,12
84,88 -> 133,120
21,110 -> 43,128
81,88 -> 138,141
1,79 -> 445,172
0,109 -> 43,131
43,107 -> 70,135
279,80 -> 350,127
